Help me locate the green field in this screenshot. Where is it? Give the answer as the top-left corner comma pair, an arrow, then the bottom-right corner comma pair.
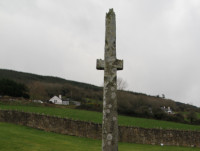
0,122 -> 199,151
1,104 -> 200,131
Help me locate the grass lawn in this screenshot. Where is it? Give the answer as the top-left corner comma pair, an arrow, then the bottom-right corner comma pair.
0,122 -> 199,151
1,104 -> 200,131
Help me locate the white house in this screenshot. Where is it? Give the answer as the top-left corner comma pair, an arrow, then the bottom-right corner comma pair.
161,106 -> 173,114
49,96 -> 62,105
167,106 -> 173,114
49,95 -> 70,105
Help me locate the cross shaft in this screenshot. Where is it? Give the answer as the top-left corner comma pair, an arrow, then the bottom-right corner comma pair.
96,9 -> 123,151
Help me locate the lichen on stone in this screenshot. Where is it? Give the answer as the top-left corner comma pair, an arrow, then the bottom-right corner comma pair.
107,141 -> 111,146
111,92 -> 116,99
113,116 -> 117,121
107,134 -> 113,141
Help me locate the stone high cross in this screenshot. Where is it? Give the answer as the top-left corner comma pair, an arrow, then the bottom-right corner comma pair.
96,9 -> 123,151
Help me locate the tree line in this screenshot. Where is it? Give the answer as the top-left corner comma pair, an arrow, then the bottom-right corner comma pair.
0,79 -> 29,98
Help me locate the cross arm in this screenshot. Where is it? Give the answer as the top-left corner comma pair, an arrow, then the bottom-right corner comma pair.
96,59 -> 104,70
97,59 -> 123,70
115,59 -> 123,70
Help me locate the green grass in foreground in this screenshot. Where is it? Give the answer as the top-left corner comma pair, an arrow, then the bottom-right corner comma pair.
1,104 -> 200,131
0,122 -> 199,151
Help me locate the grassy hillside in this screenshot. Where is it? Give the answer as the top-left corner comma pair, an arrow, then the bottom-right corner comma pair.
1,104 -> 200,131
0,122 -> 199,151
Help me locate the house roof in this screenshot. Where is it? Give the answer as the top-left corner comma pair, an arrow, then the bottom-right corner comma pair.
49,96 -> 62,101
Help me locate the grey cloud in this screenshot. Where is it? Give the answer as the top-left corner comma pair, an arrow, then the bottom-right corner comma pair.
0,0 -> 200,106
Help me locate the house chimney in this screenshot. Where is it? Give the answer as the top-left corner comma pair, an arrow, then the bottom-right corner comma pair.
59,95 -> 62,100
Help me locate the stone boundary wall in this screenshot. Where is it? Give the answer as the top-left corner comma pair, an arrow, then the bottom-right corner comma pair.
0,110 -> 199,147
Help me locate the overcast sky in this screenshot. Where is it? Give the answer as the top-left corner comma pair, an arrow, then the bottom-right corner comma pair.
0,0 -> 200,106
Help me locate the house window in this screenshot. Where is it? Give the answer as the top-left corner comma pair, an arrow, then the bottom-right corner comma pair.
54,100 -> 57,103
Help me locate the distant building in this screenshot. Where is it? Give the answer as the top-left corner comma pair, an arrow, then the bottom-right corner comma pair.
148,107 -> 153,114
49,95 -> 69,105
49,96 -> 62,105
71,100 -> 81,106
62,100 -> 69,105
33,100 -> 43,103
161,106 -> 173,114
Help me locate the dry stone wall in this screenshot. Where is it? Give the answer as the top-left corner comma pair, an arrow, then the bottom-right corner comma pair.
0,110 -> 199,147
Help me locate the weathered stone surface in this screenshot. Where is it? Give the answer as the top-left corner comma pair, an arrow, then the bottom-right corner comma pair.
96,59 -> 105,70
97,8 -> 123,151
0,110 -> 200,148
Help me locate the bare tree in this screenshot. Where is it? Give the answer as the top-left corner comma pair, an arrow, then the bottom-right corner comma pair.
117,77 -> 128,90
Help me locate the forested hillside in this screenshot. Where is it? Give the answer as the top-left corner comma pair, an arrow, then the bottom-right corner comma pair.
1,68 -> 200,124
0,69 -> 101,100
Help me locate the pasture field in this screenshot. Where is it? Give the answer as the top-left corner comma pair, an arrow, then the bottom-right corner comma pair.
1,104 -> 200,131
0,122 -> 199,151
